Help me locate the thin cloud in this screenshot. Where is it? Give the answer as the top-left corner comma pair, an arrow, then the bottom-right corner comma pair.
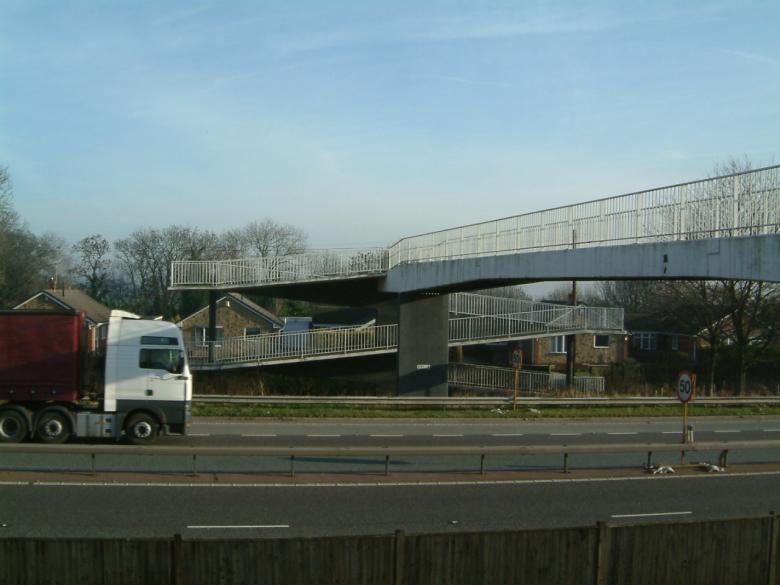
720,48 -> 780,67
268,10 -> 626,55
152,4 -> 214,27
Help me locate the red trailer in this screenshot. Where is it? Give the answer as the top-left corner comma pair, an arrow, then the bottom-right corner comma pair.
0,310 -> 86,403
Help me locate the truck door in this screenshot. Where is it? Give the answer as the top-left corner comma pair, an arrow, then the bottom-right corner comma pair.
139,348 -> 188,402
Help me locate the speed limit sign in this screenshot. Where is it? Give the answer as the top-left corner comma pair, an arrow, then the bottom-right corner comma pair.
677,372 -> 695,403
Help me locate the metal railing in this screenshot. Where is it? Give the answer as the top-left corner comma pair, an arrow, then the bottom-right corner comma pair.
187,302 -> 623,368
2,441 -> 770,476
448,305 -> 623,344
449,292 -> 556,316
192,394 -> 780,407
188,324 -> 398,366
171,248 -> 388,289
448,363 -> 605,395
388,165 -> 780,267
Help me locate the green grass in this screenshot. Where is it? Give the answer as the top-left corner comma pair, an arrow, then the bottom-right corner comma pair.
193,402 -> 780,419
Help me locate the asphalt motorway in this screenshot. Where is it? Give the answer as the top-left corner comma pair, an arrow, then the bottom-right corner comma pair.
2,472 -> 780,538
3,416 -> 780,475
180,416 -> 780,447
3,417 -> 780,538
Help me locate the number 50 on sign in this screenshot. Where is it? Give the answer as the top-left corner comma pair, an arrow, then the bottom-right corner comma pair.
677,372 -> 695,403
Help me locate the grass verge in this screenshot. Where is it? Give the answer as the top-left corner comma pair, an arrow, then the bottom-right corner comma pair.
193,403 -> 780,419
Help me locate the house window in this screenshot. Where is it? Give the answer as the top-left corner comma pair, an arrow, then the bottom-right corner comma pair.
244,327 -> 264,337
550,335 -> 566,354
593,335 -> 610,348
632,332 -> 657,351
194,325 -> 223,347
671,335 -> 679,351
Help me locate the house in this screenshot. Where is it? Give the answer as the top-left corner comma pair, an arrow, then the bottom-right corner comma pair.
13,286 -> 112,351
178,293 -> 284,347
311,307 -> 377,329
529,332 -> 625,372
625,313 -> 698,362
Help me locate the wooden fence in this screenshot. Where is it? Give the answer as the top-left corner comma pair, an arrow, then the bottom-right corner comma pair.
1,515 -> 779,585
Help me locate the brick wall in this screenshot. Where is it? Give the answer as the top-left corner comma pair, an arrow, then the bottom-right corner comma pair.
181,299 -> 278,344
533,333 -> 621,371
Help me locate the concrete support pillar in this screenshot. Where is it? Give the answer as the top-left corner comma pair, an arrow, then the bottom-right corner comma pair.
397,293 -> 449,396
207,290 -> 218,363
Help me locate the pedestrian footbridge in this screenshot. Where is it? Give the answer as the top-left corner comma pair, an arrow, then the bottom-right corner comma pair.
171,165 -> 780,292
187,292 -> 623,371
172,165 -> 779,394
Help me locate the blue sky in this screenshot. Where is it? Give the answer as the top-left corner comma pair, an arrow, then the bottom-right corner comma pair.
1,1 -> 778,248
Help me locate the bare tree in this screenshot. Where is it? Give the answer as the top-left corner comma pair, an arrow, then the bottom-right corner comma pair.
475,285 -> 530,300
221,219 -> 307,257
72,234 -> 111,301
596,281 -> 662,313
115,226 -> 219,318
651,158 -> 780,394
656,280 -> 730,394
0,166 -> 65,306
0,166 -> 16,289
722,279 -> 780,394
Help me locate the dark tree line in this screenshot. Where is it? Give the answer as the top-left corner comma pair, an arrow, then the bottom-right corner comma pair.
0,165 -> 308,319
0,166 -> 67,308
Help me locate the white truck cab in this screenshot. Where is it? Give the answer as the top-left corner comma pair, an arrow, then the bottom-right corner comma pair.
81,311 -> 193,444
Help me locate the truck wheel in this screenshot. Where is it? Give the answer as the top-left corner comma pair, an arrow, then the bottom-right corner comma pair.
36,411 -> 71,444
0,410 -> 28,443
125,413 -> 159,445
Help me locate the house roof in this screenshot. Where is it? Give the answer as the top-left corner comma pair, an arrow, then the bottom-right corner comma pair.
312,307 -> 377,328
13,288 -> 112,325
625,312 -> 699,336
178,292 -> 284,329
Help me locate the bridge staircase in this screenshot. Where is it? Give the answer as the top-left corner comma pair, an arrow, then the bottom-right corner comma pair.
187,292 -> 623,371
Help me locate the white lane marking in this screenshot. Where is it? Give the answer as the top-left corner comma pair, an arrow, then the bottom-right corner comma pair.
765,429 -> 780,432
188,434 -> 210,437
241,434 -> 278,437
714,430 -> 740,434
187,525 -> 289,529
608,432 -> 638,436
13,470 -> 780,488
370,434 -> 403,438
611,511 -> 692,519
550,433 -> 581,436
492,433 -> 524,437
662,431 -> 681,435
307,434 -> 341,437
433,434 -> 463,437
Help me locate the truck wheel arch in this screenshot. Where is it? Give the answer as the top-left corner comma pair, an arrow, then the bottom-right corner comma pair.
0,405 -> 34,442
34,406 -> 75,443
123,409 -> 163,445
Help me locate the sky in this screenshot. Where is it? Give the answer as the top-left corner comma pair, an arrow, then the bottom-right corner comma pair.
1,0 -> 778,249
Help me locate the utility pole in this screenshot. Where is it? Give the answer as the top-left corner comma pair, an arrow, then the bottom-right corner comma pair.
565,280 -> 577,389
565,229 -> 577,390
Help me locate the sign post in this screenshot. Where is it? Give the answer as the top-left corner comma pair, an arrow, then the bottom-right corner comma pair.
677,371 -> 696,463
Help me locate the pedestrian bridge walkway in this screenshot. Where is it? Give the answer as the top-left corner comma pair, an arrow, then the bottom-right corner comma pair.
171,165 -> 780,291
187,293 -> 623,370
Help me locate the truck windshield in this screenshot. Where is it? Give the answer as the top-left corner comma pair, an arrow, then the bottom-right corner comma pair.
139,348 -> 185,374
